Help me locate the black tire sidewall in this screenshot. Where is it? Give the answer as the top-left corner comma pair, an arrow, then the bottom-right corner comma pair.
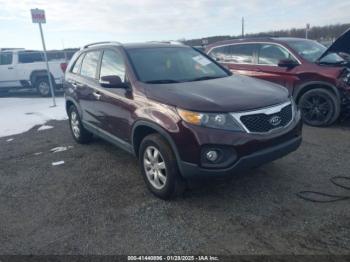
299,88 -> 340,127
139,134 -> 183,199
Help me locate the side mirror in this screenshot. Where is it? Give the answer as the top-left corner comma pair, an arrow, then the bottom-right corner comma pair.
278,59 -> 298,68
100,75 -> 129,89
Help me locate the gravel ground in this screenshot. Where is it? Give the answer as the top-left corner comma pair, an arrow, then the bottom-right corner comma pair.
0,119 -> 350,255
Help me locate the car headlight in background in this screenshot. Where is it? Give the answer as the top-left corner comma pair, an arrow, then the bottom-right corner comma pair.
177,108 -> 244,131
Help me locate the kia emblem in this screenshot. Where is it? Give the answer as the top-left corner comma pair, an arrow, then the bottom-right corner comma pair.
269,115 -> 282,126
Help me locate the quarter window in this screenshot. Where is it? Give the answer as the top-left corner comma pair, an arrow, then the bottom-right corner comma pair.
71,54 -> 85,74
0,53 -> 12,65
258,44 -> 295,65
80,51 -> 100,79
100,50 -> 125,82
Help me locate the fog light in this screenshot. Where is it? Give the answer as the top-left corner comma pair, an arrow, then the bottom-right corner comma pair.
206,150 -> 218,162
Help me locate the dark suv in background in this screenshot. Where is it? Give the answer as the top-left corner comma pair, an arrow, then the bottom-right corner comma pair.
64,41 -> 302,199
206,29 -> 350,126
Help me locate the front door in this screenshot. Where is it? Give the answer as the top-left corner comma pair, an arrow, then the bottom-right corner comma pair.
252,43 -> 300,93
96,49 -> 133,142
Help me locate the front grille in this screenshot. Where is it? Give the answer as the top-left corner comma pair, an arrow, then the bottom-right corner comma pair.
240,104 -> 293,133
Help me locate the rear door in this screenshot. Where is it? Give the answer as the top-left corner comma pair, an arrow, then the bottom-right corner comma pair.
75,50 -> 103,128
0,52 -> 18,88
253,43 -> 300,91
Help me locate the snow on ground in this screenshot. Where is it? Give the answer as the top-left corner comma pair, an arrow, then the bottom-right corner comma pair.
37,125 -> 54,131
0,98 -> 67,138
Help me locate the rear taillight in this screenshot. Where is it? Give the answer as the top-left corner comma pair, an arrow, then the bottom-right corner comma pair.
60,63 -> 67,73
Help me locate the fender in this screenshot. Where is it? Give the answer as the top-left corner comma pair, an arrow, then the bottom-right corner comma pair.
131,120 -> 184,175
294,81 -> 341,102
30,70 -> 55,86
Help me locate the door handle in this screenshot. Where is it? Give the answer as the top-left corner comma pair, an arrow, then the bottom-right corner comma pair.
93,91 -> 101,100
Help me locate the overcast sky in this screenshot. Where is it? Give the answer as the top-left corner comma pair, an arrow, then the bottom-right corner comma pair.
0,0 -> 349,50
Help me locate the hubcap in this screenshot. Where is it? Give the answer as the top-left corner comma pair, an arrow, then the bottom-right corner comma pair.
143,146 -> 167,190
300,95 -> 331,125
70,111 -> 80,138
38,81 -> 50,96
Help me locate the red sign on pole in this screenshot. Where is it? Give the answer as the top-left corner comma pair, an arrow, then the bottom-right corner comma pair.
31,9 -> 46,24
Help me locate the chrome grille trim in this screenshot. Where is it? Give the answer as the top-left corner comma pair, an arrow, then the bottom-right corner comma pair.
231,101 -> 294,134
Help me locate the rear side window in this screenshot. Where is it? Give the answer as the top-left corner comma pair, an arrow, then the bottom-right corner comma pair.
228,44 -> 256,64
258,44 -> 295,65
71,54 -> 85,74
80,51 -> 100,79
100,50 -> 125,82
18,52 -> 44,63
0,53 -> 12,65
208,46 -> 230,62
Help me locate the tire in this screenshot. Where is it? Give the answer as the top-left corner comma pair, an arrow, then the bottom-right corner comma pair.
298,88 -> 340,127
68,105 -> 93,144
35,77 -> 53,97
139,133 -> 186,200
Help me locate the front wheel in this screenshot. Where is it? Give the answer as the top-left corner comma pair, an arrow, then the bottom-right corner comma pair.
139,134 -> 186,200
298,88 -> 340,127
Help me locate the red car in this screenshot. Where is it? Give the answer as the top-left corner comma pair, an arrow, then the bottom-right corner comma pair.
206,29 -> 350,126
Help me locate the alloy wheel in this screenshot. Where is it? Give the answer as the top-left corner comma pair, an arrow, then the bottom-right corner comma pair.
70,111 -> 80,138
143,146 -> 167,190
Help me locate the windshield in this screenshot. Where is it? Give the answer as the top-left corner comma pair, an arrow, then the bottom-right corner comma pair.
287,40 -> 345,64
126,47 -> 229,83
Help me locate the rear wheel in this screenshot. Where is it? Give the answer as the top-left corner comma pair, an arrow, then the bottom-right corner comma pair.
298,88 -> 340,127
35,78 -> 53,97
139,134 -> 186,200
68,105 -> 93,144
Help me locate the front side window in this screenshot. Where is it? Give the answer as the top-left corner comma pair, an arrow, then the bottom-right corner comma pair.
0,53 -> 13,65
18,52 -> 44,63
228,44 -> 256,64
258,44 -> 295,65
127,47 -> 229,83
100,50 -> 125,82
80,51 -> 100,78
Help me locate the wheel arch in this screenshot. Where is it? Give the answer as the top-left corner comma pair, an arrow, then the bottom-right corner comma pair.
294,81 -> 341,103
30,70 -> 55,86
65,97 -> 82,116
131,121 -> 181,165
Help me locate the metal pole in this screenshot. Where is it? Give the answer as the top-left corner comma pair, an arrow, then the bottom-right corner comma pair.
242,17 -> 245,38
38,22 -> 56,106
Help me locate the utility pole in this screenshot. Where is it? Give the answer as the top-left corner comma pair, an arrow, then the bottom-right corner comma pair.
306,23 -> 310,39
242,17 -> 245,38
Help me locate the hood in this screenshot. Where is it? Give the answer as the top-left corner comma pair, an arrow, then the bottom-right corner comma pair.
143,75 -> 289,112
319,28 -> 350,61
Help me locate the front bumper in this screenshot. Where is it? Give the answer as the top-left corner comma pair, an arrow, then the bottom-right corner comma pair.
179,135 -> 302,178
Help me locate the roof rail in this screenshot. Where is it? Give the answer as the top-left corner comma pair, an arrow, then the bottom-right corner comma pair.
148,41 -> 185,46
81,41 -> 122,50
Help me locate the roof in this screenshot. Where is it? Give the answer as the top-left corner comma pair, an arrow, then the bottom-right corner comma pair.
81,41 -> 188,50
206,37 -> 313,49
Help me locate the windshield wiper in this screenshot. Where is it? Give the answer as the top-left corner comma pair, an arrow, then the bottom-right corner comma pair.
145,79 -> 181,84
187,76 -> 224,82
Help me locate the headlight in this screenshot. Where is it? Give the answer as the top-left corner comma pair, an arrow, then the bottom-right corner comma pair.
177,108 -> 244,131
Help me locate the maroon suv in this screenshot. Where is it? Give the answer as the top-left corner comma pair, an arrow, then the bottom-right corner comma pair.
64,41 -> 302,199
206,29 -> 350,126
